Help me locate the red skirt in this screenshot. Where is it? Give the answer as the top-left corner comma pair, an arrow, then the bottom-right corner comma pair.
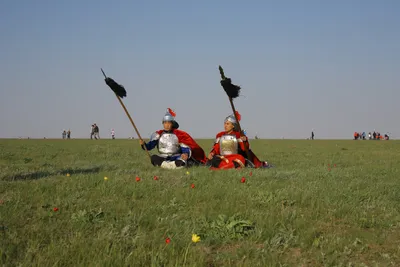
209,154 -> 246,170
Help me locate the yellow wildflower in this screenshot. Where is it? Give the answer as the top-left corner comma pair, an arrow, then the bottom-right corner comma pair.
192,234 -> 200,243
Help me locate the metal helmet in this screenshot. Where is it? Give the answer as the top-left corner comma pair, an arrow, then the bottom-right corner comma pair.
224,114 -> 237,125
163,113 -> 174,122
162,108 -> 179,129
224,112 -> 241,131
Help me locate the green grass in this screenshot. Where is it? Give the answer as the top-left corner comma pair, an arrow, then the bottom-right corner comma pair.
1,139 -> 400,266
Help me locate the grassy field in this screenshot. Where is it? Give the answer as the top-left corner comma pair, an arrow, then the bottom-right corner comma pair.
1,139 -> 400,266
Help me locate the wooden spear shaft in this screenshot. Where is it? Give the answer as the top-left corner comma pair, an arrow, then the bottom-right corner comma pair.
101,69 -> 151,161
219,65 -> 251,159
115,95 -> 151,161
228,97 -> 251,159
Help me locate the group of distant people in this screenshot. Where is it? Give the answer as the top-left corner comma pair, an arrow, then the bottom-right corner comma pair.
58,124 -> 117,140
354,131 -> 389,140
89,124 -> 116,139
62,129 -> 71,139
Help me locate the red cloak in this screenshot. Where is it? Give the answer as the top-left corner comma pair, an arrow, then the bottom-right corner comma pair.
156,129 -> 206,164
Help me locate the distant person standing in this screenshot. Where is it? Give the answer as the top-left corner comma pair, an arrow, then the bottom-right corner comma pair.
93,124 -> 100,139
90,125 -> 94,139
311,131 -> 314,140
62,130 -> 66,139
67,129 -> 71,139
111,129 -> 115,139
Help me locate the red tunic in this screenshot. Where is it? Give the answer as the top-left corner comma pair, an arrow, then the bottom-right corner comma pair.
209,131 -> 266,169
156,129 -> 206,164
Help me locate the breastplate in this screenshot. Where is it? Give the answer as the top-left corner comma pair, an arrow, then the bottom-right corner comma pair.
158,133 -> 180,155
219,134 -> 238,156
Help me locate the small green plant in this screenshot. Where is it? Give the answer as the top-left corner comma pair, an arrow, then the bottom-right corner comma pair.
198,214 -> 255,241
71,209 -> 104,224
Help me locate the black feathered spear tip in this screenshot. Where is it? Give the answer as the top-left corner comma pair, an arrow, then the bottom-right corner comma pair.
218,65 -> 241,99
105,77 -> 127,98
220,78 -> 241,99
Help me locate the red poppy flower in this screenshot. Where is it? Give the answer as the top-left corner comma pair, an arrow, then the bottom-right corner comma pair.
249,171 -> 253,176
334,164 -> 337,167
136,176 -> 141,182
165,237 -> 171,244
154,176 -> 158,180
241,177 -> 246,183
190,183 -> 195,189
53,207 -> 59,212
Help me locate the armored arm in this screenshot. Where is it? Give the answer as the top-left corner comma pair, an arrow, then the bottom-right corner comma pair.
237,132 -> 250,151
141,132 -> 160,151
141,140 -> 157,151
210,136 -> 221,155
180,144 -> 191,158
242,136 -> 250,150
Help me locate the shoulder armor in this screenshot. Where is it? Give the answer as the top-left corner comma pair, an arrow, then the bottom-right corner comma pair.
150,132 -> 161,141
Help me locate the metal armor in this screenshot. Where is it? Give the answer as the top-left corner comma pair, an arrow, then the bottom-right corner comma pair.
158,133 -> 180,155
150,132 -> 160,142
219,134 -> 238,156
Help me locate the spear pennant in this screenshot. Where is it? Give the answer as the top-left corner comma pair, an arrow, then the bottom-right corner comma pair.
218,65 -> 250,158
100,68 -> 151,161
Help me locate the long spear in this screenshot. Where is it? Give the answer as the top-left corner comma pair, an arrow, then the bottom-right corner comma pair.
101,68 -> 151,161
218,66 -> 250,158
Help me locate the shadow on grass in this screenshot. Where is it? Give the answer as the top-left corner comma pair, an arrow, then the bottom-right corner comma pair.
2,167 -> 102,181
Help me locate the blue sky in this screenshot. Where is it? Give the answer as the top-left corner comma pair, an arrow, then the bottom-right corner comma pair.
0,0 -> 399,139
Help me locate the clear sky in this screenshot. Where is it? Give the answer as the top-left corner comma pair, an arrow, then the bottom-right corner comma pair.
0,0 -> 399,139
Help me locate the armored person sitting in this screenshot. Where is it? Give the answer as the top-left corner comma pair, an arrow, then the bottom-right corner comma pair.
140,108 -> 206,169
207,112 -> 271,169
